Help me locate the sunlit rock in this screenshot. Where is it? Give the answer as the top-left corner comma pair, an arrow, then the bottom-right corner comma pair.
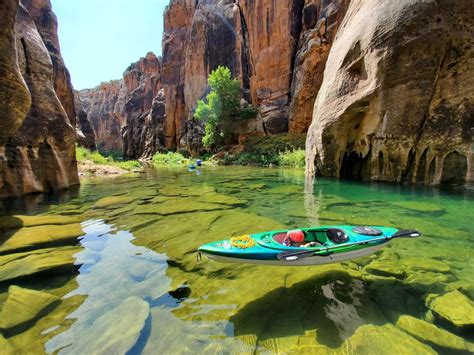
339,324 -> 436,354
63,296 -> 149,354
426,290 -> 474,329
0,246 -> 81,282
305,0 -> 473,189
0,215 -> 80,229
0,335 -> 13,354
0,223 -> 83,253
396,315 -> 473,352
94,196 -> 134,208
0,286 -> 60,333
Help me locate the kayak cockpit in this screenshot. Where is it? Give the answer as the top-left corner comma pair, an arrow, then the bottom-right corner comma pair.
268,228 -> 341,248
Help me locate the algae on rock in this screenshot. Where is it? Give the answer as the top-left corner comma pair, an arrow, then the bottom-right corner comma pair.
426,290 -> 474,329
0,286 -> 60,333
0,224 -> 83,253
0,246 -> 81,282
396,315 -> 473,352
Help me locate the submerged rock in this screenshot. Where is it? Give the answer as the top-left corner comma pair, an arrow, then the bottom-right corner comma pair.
0,246 -> 81,282
0,335 -> 13,354
396,315 -> 473,352
0,215 -> 80,229
0,223 -> 83,253
391,201 -> 444,213
364,261 -> 407,279
0,286 -> 60,333
94,196 -> 134,208
340,324 -> 436,354
426,290 -> 474,329
65,296 -> 149,354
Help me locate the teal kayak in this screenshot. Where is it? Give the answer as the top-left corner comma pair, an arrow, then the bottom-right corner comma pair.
198,226 -> 421,266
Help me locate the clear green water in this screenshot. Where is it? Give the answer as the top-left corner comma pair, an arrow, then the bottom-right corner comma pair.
0,166 -> 473,354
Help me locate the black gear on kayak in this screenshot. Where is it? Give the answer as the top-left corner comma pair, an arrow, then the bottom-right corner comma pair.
326,228 -> 349,244
352,226 -> 383,236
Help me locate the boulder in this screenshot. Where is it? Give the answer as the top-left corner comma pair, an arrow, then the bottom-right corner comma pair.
396,315 -> 473,352
0,285 -> 60,332
426,290 -> 474,329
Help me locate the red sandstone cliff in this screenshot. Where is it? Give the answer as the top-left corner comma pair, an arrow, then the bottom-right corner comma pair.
81,0 -> 350,159
0,0 -> 80,197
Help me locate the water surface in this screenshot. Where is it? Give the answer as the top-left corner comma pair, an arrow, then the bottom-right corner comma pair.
0,166 -> 473,353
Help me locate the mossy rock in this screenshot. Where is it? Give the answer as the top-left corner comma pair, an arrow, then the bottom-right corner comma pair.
391,201 -> 444,213
0,286 -> 60,333
0,224 -> 83,253
404,257 -> 451,273
364,261 -> 407,279
396,315 -> 473,351
426,290 -> 474,329
159,185 -> 216,197
405,272 -> 451,294
65,296 -> 149,354
134,198 -> 231,216
196,193 -> 246,206
0,246 -> 81,282
0,335 -> 13,355
0,215 -> 80,230
339,324 -> 436,354
94,196 -> 134,208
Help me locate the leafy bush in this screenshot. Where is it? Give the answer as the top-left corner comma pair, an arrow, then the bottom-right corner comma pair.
278,149 -> 306,168
195,66 -> 256,149
152,152 -> 190,165
232,133 -> 306,166
76,146 -> 140,171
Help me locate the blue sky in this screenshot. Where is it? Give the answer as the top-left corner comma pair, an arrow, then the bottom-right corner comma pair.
51,0 -> 167,89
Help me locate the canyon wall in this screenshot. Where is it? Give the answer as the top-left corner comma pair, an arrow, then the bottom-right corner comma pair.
305,0 -> 474,188
81,0 -> 349,159
0,0 -> 79,197
79,52 -> 162,158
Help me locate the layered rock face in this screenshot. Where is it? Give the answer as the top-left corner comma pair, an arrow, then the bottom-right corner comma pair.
80,80 -> 125,153
122,52 -> 162,158
162,0 -> 351,147
79,0 -> 349,159
22,0 -> 94,149
80,52 -> 162,158
289,0 -> 350,133
306,0 -> 474,188
0,0 -> 78,197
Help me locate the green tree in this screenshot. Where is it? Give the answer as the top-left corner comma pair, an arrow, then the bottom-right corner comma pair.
194,66 -> 243,148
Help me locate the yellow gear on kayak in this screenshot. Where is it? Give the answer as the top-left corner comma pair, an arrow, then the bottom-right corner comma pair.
230,235 -> 255,249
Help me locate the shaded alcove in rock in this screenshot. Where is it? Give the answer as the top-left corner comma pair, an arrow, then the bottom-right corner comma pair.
339,151 -> 371,180
229,269 -> 428,349
440,151 -> 467,188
